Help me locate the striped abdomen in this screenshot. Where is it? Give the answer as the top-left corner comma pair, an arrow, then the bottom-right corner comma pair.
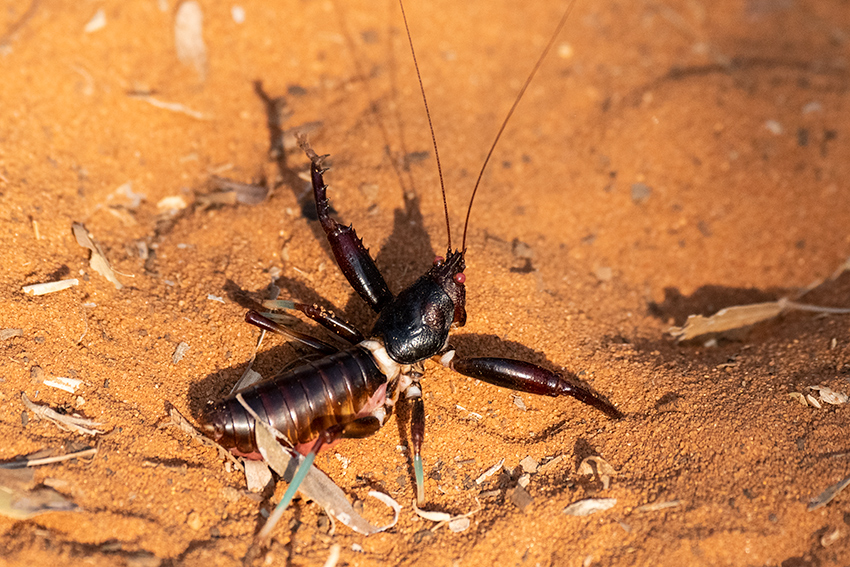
202,346 -> 386,456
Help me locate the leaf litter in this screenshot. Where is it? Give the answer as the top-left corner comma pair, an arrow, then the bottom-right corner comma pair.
72,222 -> 123,290
21,393 -> 106,436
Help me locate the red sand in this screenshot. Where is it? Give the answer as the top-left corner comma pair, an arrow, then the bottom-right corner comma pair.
1,0 -> 849,565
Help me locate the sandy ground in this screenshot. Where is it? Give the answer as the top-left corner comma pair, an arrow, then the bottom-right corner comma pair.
1,0 -> 850,565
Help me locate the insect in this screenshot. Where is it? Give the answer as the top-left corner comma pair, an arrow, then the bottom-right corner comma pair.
200,0 -> 621,516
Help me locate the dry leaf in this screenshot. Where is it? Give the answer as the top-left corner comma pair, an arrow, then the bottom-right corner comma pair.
72,222 -> 123,290
22,279 -> 79,296
809,385 -> 848,405
668,300 -> 786,342
475,458 -> 505,484
562,497 -> 616,516
21,393 -> 106,435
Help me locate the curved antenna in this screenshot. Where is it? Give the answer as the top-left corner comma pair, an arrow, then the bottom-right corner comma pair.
461,0 -> 578,251
398,0 -> 452,251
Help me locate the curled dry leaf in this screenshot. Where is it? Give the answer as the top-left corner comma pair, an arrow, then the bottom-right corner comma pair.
72,222 -> 123,290
562,497 -> 617,516
21,393 -> 106,436
788,392 -> 809,406
413,497 -> 481,532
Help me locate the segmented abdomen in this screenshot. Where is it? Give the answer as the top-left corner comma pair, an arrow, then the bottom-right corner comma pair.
202,346 -> 385,455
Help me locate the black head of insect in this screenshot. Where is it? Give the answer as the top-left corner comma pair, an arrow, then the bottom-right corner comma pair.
371,249 -> 466,364
368,0 -> 577,366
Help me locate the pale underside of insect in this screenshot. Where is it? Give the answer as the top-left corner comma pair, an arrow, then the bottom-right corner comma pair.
200,0 -> 620,535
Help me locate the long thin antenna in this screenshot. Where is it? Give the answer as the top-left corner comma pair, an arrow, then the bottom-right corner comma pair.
398,0 -> 452,251
461,0 -> 578,251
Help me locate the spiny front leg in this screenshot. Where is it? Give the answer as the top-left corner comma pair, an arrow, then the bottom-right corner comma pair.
440,352 -> 623,419
299,138 -> 394,313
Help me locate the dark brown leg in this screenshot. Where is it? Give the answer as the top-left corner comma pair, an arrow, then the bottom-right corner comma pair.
300,140 -> 394,313
245,310 -> 338,355
445,355 -> 622,419
265,300 -> 365,344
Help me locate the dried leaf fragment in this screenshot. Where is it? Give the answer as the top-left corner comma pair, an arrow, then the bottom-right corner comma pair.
72,222 -> 123,289
809,385 -> 848,405
413,498 -> 481,532
172,342 -> 190,364
22,279 -> 79,296
668,300 -> 786,342
669,298 -> 850,343
0,328 -> 23,340
21,393 -> 106,435
562,497 -> 616,516
83,9 -> 106,33
475,458 -> 505,484
244,460 -> 272,492
788,392 -> 809,406
43,377 -> 82,394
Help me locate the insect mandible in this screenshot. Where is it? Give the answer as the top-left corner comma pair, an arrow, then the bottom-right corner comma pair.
200,0 -> 621,516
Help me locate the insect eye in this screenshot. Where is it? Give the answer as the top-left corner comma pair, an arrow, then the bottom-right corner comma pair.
433,256 -> 444,265
454,273 -> 466,284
